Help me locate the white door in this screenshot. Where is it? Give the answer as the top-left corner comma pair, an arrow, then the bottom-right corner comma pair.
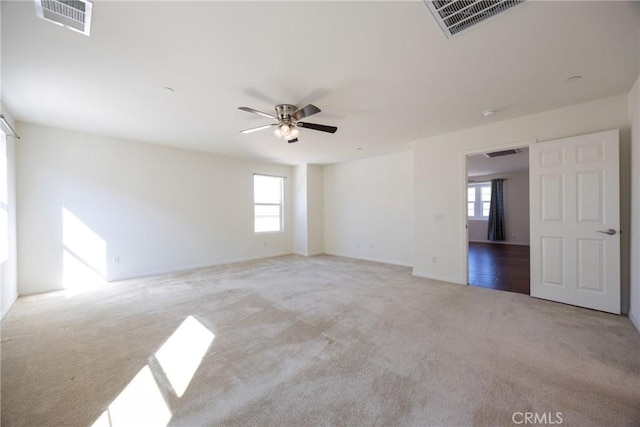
530,129 -> 620,314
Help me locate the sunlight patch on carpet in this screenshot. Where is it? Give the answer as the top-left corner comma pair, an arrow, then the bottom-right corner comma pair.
91,365 -> 171,427
155,315 -> 215,397
90,316 -> 215,426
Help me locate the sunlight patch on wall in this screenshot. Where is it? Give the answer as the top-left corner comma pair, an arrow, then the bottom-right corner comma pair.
155,315 -> 215,397
62,207 -> 106,293
91,365 -> 171,427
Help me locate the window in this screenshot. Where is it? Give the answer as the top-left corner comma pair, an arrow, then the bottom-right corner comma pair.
468,183 -> 491,219
0,131 -> 7,263
254,174 -> 283,233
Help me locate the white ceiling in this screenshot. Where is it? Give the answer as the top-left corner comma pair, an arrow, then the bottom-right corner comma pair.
2,1 -> 639,165
467,147 -> 529,177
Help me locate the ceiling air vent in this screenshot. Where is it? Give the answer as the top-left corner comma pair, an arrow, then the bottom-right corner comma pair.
485,149 -> 519,158
35,0 -> 93,36
424,0 -> 526,38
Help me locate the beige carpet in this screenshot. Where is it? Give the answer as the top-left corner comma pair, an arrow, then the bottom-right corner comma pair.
1,255 -> 639,426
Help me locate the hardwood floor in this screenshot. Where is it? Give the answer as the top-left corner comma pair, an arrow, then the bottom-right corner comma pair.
468,242 -> 530,295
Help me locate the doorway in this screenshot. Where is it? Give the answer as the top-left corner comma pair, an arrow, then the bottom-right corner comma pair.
466,148 -> 530,295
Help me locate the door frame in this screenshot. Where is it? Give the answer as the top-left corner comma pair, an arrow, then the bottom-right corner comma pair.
461,139 -> 536,288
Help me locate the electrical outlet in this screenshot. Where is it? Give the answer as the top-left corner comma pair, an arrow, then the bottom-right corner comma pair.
113,256 -> 120,264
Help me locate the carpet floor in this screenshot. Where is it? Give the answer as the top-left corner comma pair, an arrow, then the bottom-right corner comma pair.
1,255 -> 639,426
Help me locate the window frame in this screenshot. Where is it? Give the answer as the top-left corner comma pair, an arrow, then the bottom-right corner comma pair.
253,174 -> 284,234
467,182 -> 492,220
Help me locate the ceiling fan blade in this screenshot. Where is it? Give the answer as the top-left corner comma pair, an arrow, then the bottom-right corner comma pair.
240,124 -> 276,134
298,122 -> 337,133
292,104 -> 321,121
238,107 -> 277,120
287,138 -> 299,144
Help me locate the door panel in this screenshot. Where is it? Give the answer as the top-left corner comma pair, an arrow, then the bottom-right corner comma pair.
577,170 -> 603,222
577,239 -> 605,293
541,237 -> 564,286
530,129 -> 620,314
541,174 -> 564,221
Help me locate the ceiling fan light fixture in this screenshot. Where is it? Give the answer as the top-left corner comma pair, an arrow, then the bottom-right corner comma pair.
276,122 -> 299,140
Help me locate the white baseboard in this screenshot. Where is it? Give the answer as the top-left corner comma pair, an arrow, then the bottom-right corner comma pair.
110,252 -> 294,282
0,293 -> 18,321
629,311 -> 640,334
412,271 -> 464,285
292,251 -> 324,257
323,251 -> 413,268
16,253 -> 297,296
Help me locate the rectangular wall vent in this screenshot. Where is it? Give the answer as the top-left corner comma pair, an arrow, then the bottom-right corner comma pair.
424,0 -> 526,38
485,149 -> 519,158
35,0 -> 93,36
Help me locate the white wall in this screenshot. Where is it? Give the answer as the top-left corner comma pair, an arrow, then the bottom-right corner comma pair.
324,150 -> 413,266
0,111 -> 18,319
629,75 -> 640,332
467,171 -> 530,246
17,123 -> 292,295
307,165 -> 324,256
413,95 -> 632,312
292,165 -> 308,255
292,164 -> 323,257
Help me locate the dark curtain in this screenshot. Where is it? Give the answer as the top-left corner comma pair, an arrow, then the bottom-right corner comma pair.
487,179 -> 506,241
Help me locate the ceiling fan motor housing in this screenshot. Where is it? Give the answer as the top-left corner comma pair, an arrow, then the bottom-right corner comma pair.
275,104 -> 298,123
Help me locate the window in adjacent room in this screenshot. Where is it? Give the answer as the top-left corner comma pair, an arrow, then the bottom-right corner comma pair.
254,174 -> 284,233
467,183 -> 491,219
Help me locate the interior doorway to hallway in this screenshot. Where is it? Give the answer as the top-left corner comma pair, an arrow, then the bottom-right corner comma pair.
466,147 -> 530,295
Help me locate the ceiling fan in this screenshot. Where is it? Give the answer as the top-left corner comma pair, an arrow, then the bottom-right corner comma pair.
238,104 -> 337,143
